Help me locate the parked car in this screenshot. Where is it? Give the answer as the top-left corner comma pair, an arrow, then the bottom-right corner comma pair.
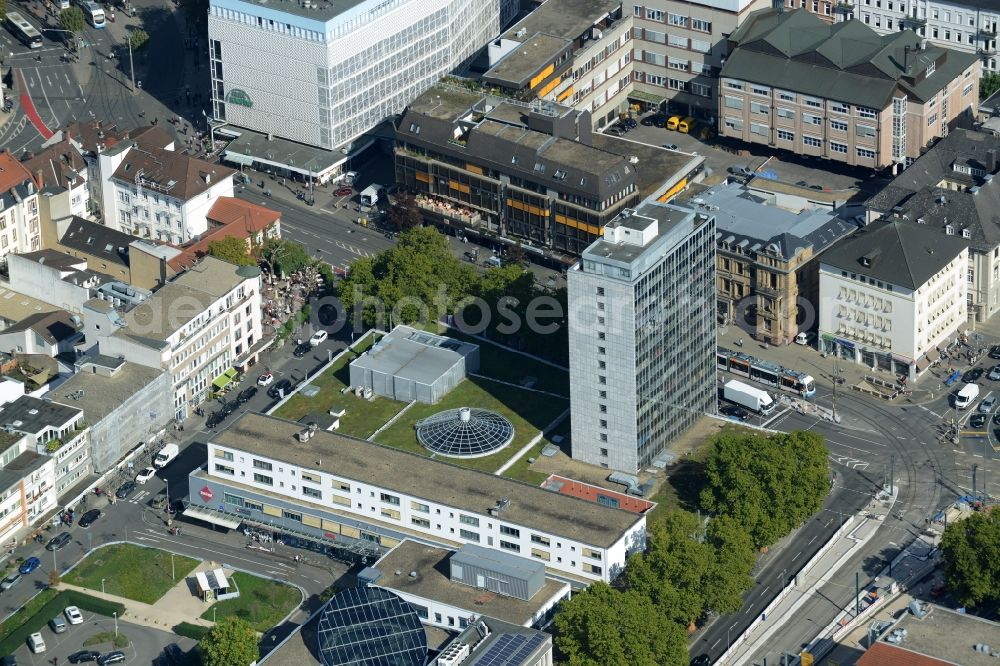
257,372 -> 274,386
727,165 -> 753,177
268,378 -> 293,399
115,481 -> 137,499
990,345 -> 1000,359
64,606 -> 84,625
971,413 -> 988,429
293,343 -> 311,358
97,652 -> 126,666
48,616 -> 67,634
220,401 -> 238,419
334,187 -> 353,197
979,395 -> 998,413
26,634 -> 44,654
237,386 -> 258,404
720,404 -> 750,422
794,332 -> 815,345
964,367 -> 984,383
640,114 -> 661,126
18,557 -> 40,574
605,125 -> 625,136
45,532 -> 72,551
661,143 -> 678,150
0,573 -> 21,590
78,509 -> 102,528
69,651 -> 100,664
691,655 -> 711,666
988,365 -> 1000,381
309,330 -> 329,346
206,412 -> 224,429
621,117 -> 637,128
135,467 -> 157,484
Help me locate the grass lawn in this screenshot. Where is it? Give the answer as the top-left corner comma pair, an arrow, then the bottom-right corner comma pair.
274,335 -> 406,439
502,415 -> 570,485
200,572 -> 300,632
420,324 -> 569,396
63,544 -> 199,604
374,376 -> 568,474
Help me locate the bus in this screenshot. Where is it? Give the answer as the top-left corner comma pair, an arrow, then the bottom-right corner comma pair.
75,0 -> 106,28
4,12 -> 43,49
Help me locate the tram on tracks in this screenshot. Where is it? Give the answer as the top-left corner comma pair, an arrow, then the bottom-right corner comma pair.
717,347 -> 816,398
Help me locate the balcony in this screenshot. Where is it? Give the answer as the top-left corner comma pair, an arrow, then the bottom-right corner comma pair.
415,195 -> 483,226
981,25 -> 998,37
835,0 -> 854,11
902,14 -> 926,26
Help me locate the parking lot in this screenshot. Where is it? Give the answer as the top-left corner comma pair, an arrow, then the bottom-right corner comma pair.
10,612 -> 197,666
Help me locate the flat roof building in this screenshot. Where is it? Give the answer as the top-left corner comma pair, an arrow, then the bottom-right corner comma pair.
569,201 -> 716,472
349,325 -> 479,404
857,603 -> 1000,666
187,412 -> 646,583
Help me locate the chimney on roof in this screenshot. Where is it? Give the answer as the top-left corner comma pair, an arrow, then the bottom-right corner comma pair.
903,45 -> 910,74
33,169 -> 44,190
204,172 -> 211,185
987,148 -> 998,174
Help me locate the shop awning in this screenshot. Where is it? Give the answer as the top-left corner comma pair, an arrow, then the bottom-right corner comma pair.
183,506 -> 243,529
628,90 -> 667,105
224,152 -> 254,167
915,358 -> 929,373
926,348 -> 940,362
212,368 -> 239,390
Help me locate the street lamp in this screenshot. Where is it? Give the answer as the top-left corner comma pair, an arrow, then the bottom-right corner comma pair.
113,611 -> 118,637
101,578 -> 105,595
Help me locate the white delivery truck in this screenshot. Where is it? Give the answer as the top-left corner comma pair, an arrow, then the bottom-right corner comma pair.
153,443 -> 179,469
955,383 -> 980,410
723,379 -> 776,415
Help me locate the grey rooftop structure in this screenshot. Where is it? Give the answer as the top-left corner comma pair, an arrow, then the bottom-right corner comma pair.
0,395 -> 82,435
212,412 -> 645,548
215,0 -> 369,25
818,219 -> 968,290
222,125 -> 346,176
349,325 -> 479,404
60,217 -> 134,268
722,9 -> 979,109
48,360 -> 164,424
683,181 -> 859,260
0,286 -> 56,326
867,604 -> 1000,666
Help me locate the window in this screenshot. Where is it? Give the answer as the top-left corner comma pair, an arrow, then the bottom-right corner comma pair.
253,473 -> 272,485
668,34 -> 688,48
214,464 -> 234,475
692,17 -> 711,32
460,529 -> 480,541
830,119 -> 848,132
460,515 -> 480,527
499,540 -> 521,553
301,472 -> 320,484
412,516 -> 431,528
646,8 -> 663,20
803,97 -> 823,108
968,267 -> 975,283
831,141 -> 848,154
691,82 -> 711,97
668,57 -> 689,71
751,85 -> 770,96
531,534 -> 551,546
777,90 -> 796,102
724,95 -> 744,110
726,81 -> 745,91
725,117 -> 744,131
751,123 -> 768,136
667,12 -> 686,26
381,508 -> 400,520
215,449 -> 234,461
830,101 -> 849,114
777,129 -> 794,141
804,136 -> 822,147
334,481 -> 351,492
750,102 -> 769,115
856,124 -> 876,138
857,106 -> 877,118
927,113 -> 938,126
500,525 -> 520,538
964,82 -> 974,96
244,500 -> 262,512
303,486 -> 321,499
803,113 -> 822,125
252,459 -> 272,471
691,38 -> 711,52
777,107 -> 795,119
856,147 -> 876,159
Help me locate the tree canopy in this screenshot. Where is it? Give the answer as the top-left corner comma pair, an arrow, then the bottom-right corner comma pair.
260,238 -> 311,277
554,582 -> 688,666
940,510 -> 1000,608
127,28 -> 149,51
387,193 -> 423,232
981,72 -> 1000,102
59,6 -> 85,33
207,235 -> 255,266
200,617 -> 258,666
700,430 -> 830,548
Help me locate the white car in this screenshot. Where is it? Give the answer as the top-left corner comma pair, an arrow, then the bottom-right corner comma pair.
135,467 -> 157,484
64,606 -> 84,625
257,372 -> 274,387
309,330 -> 329,346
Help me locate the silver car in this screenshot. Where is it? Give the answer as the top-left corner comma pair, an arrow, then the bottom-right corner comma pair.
978,395 -> 998,413
0,573 -> 21,590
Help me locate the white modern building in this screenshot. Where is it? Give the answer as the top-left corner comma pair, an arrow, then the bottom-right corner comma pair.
0,431 -> 57,545
186,412 -> 647,584
568,202 -> 716,473
97,138 -> 235,244
836,0 -> 1000,73
0,150 -> 42,262
83,256 -> 264,420
207,0 -> 517,153
818,219 -> 969,380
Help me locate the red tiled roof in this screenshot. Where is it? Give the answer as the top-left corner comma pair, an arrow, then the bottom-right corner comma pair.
541,475 -> 656,514
166,198 -> 280,272
857,642 -> 956,666
0,151 -> 35,193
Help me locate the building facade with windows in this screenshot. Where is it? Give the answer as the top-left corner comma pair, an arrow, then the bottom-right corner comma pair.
568,201 -> 716,473
482,0 -> 634,129
0,151 -> 42,263
629,0 -> 770,121
818,220 -> 968,380
187,413 -> 647,584
207,0 -> 516,152
718,9 -> 980,170
84,257 -> 263,420
0,431 -> 57,546
865,128 -> 1000,323
834,0 -> 1000,73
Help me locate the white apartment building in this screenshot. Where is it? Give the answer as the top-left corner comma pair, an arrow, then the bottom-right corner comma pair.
568,202 -> 716,473
187,412 -> 647,584
629,0 -> 770,121
97,139 -> 235,244
0,432 -> 57,545
0,151 -> 42,262
84,257 -> 263,420
25,138 -> 91,226
207,0 -> 516,152
836,0 -> 999,72
818,219 -> 969,380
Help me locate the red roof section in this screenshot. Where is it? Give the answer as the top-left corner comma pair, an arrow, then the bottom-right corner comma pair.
0,151 -> 35,193
167,197 -> 280,272
857,642 -> 956,666
541,475 -> 655,514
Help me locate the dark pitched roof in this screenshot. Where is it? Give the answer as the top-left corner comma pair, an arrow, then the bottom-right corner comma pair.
22,140 -> 86,192
722,9 -> 979,108
63,120 -> 127,155
818,219 -> 967,289
60,217 -> 134,267
4,310 -> 80,344
111,144 -> 235,201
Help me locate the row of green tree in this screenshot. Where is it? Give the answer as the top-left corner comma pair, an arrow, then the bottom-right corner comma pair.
338,226 -> 568,364
940,508 -> 1000,609
553,430 -> 830,665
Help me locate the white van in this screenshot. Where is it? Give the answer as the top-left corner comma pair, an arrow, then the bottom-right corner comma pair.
28,632 -> 46,653
956,382 -> 980,410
